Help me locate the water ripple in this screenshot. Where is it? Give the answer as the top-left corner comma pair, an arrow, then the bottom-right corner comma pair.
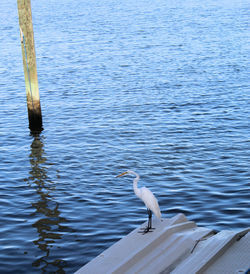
0,0 -> 249,273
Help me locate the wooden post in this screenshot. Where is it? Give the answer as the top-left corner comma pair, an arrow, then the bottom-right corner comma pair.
17,0 -> 43,132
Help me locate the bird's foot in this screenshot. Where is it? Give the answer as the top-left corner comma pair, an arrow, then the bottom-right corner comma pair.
138,226 -> 155,234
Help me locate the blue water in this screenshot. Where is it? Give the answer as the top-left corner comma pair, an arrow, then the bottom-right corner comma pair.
0,0 -> 249,273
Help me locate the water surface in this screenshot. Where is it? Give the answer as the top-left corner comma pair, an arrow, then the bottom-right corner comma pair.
0,0 -> 249,273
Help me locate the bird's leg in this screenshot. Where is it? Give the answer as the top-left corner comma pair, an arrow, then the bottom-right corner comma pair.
139,209 -> 154,234
148,209 -> 152,229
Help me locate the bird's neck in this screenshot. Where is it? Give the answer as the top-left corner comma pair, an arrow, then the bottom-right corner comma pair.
133,173 -> 141,197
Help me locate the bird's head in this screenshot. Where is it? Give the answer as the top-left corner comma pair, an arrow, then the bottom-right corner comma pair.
116,170 -> 138,178
116,171 -> 129,178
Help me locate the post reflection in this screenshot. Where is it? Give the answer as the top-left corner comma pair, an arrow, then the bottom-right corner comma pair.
28,134 -> 68,273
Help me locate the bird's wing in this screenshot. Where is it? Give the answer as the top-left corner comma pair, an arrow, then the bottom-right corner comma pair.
140,187 -> 161,218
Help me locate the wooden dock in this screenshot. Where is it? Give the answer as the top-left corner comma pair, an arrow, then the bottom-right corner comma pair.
75,214 -> 250,274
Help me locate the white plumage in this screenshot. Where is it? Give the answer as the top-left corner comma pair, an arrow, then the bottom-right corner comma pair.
117,170 -> 161,233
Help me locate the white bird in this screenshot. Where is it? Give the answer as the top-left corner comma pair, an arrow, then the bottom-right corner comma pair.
116,170 -> 161,233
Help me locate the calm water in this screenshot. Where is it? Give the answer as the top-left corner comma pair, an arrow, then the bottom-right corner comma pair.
0,0 -> 249,273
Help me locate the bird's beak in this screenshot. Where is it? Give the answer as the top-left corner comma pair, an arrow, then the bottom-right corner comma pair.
116,171 -> 128,178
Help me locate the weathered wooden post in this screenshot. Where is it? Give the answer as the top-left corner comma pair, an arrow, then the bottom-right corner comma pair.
17,0 -> 43,132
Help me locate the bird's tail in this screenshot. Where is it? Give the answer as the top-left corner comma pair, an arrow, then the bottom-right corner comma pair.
153,207 -> 161,219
